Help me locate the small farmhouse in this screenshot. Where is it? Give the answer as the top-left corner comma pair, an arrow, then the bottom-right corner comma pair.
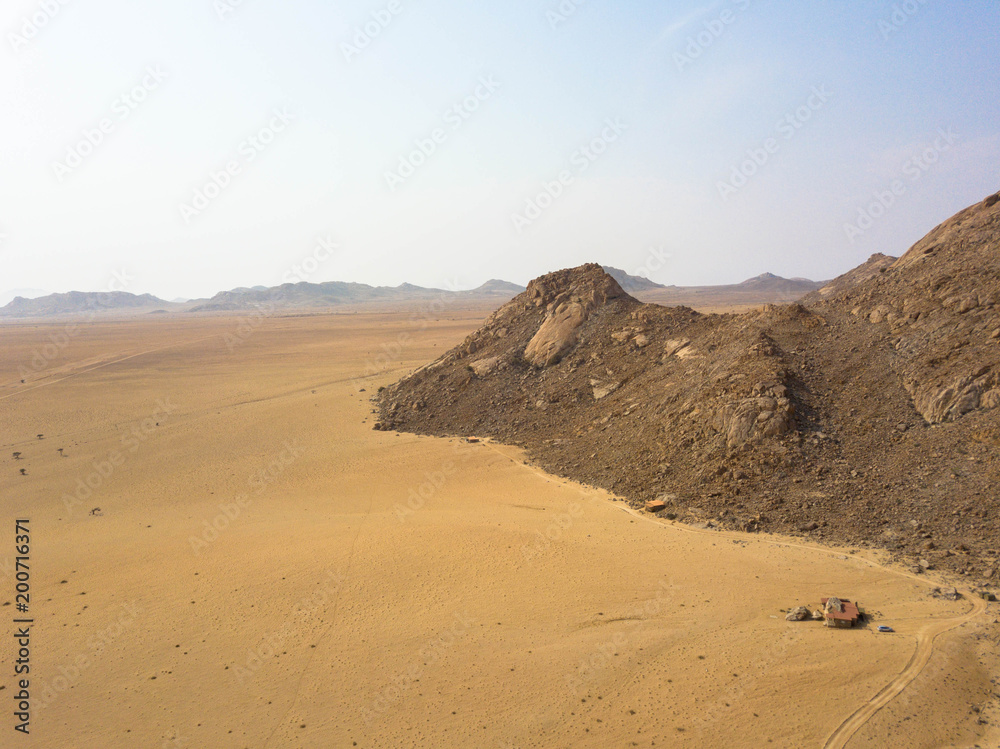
821,597 -> 860,629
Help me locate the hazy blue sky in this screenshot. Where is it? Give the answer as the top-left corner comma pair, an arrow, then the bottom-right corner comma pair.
1,0 -> 998,299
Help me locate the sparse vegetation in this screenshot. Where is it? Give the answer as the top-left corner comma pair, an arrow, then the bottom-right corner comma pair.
12,452 -> 21,460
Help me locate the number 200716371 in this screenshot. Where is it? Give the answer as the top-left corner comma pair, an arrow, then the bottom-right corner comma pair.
15,520 -> 30,611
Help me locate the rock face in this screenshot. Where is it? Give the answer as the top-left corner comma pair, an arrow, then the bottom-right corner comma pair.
819,193 -> 1000,425
523,265 -> 625,367
802,253 -> 897,303
376,191 -> 1000,584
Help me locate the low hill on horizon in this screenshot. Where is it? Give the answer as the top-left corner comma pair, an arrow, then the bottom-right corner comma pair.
0,290 -> 173,318
186,278 -> 528,312
634,271 -> 826,309
601,266 -> 667,292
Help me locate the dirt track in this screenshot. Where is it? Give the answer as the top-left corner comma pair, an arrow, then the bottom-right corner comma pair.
488,440 -> 995,748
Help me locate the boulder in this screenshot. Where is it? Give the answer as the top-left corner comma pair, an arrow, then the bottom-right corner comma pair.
931,586 -> 960,601
785,606 -> 810,621
664,338 -> 692,357
469,356 -> 501,377
524,301 -> 590,367
591,380 -> 620,400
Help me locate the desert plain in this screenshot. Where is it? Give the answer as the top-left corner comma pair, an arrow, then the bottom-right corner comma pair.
0,306 -> 997,748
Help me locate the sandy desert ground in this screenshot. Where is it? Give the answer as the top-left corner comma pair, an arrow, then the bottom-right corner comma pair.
0,307 -> 997,748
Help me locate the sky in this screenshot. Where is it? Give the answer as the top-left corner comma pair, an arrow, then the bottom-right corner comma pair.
0,0 -> 998,300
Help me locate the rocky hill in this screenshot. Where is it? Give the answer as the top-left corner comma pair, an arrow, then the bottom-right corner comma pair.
375,191 -> 1000,589
0,291 -> 172,317
737,272 -> 824,294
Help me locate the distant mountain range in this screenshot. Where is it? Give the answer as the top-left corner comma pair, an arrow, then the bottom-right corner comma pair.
0,269 -> 830,319
0,290 -> 170,318
631,271 -> 827,309
187,279 -> 527,312
0,279 -> 529,318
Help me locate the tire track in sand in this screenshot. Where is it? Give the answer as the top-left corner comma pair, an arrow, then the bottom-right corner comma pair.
0,335 -> 221,401
482,440 -> 991,747
822,593 -> 987,749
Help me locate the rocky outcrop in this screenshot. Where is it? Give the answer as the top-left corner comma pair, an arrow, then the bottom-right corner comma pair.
931,586 -> 961,601
824,190 -> 1000,425
523,265 -> 625,367
802,253 -> 897,303
376,191 -> 1000,586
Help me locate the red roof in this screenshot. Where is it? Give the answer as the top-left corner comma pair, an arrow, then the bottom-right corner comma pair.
821,598 -> 860,621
